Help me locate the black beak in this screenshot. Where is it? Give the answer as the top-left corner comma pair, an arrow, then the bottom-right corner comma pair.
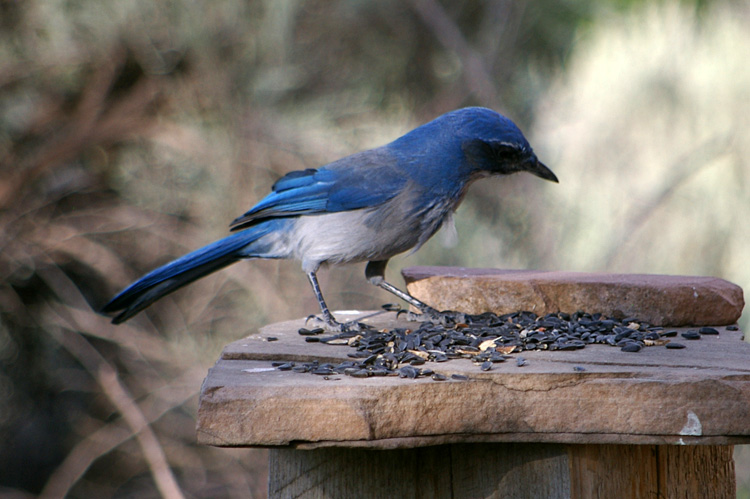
527,159 -> 558,183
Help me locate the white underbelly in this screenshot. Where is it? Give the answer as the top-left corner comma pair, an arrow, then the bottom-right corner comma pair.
289,209 -> 419,271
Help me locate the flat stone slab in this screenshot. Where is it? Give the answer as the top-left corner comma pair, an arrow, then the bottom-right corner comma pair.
402,267 -> 744,326
197,311 -> 750,449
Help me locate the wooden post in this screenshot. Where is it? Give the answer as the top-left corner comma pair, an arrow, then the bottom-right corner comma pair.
197,269 -> 746,498
268,444 -> 735,498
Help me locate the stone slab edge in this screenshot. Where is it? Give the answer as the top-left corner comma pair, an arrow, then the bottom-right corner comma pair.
197,364 -> 750,448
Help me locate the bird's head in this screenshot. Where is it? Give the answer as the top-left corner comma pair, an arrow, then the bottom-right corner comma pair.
453,107 -> 558,183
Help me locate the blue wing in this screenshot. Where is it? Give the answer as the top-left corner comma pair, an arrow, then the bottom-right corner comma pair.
230,148 -> 408,230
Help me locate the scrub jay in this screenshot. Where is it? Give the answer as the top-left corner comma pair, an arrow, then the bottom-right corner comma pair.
102,107 -> 558,330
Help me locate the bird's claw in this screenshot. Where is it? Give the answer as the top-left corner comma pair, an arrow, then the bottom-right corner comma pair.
305,314 -> 363,333
398,307 -> 467,326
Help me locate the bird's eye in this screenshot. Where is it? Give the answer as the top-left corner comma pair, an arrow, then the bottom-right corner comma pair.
489,142 -> 524,161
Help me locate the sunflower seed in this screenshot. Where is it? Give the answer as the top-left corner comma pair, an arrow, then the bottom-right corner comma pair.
699,327 -> 719,335
621,342 -> 642,353
282,308 -> 704,379
665,342 -> 686,349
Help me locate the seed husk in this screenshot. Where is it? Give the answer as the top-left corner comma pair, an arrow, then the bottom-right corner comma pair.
496,345 -> 519,355
408,349 -> 430,360
643,338 -> 669,346
323,338 -> 351,345
479,339 -> 499,351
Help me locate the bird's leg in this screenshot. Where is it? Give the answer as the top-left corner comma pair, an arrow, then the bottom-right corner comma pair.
305,270 -> 360,332
365,260 -> 435,313
365,260 -> 467,326
306,270 -> 337,324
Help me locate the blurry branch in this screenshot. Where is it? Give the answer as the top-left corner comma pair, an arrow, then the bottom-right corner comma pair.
0,46 -> 163,210
34,262 -> 185,499
483,0 -> 525,73
40,423 -> 134,499
604,134 -> 734,268
410,0 -> 501,109
3,206 -> 187,364
40,371 -> 200,499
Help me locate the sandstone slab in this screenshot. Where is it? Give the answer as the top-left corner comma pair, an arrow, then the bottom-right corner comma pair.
197,271 -> 747,498
402,267 -> 744,326
197,312 -> 750,449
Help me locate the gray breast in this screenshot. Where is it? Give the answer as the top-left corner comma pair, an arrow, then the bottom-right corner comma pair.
288,184 -> 457,272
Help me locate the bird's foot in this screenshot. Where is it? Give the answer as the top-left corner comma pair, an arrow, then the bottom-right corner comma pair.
305,314 -> 363,333
398,306 -> 468,327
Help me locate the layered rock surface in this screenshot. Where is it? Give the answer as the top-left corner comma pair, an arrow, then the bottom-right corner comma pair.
403,267 -> 744,326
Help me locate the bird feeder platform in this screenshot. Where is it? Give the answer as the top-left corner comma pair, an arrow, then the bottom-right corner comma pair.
197,267 -> 747,498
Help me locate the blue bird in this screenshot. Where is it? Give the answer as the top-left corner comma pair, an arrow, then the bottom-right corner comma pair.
101,107 -> 558,330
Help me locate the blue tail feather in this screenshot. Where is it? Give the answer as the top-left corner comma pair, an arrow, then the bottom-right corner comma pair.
101,223 -> 280,324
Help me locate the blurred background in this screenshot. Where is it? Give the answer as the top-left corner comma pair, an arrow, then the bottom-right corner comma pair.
1,0 -> 748,497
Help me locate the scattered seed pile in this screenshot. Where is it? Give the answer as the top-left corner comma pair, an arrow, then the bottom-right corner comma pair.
274,307 -> 730,380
